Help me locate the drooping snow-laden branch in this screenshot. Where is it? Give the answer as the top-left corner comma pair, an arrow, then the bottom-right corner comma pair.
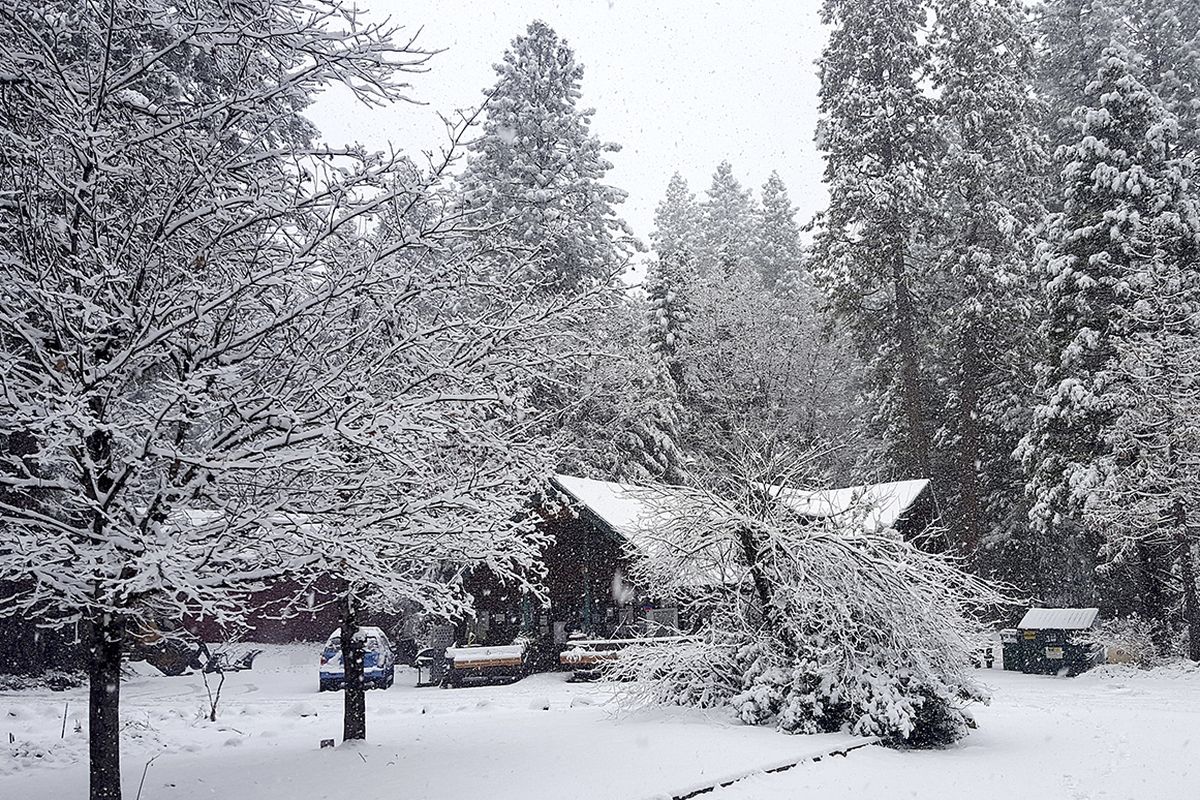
608,477 -> 1015,745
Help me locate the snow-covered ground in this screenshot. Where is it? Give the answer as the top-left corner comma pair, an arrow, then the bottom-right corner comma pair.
1,646 -> 1196,800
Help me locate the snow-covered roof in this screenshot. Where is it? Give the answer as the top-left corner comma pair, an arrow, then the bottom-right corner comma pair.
550,474 -> 667,547
552,475 -> 931,544
550,474 -> 737,586
1018,608 -> 1100,630
550,475 -> 932,589
765,479 -> 930,532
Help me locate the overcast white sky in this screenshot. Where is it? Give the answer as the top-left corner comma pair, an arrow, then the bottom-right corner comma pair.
309,0 -> 829,249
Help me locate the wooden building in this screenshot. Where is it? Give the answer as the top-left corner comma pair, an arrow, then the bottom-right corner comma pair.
457,474 -> 938,671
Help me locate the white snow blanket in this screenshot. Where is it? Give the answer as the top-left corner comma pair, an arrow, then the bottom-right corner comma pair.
765,479 -> 929,532
1017,607 -> 1099,629
2,646 -> 1198,799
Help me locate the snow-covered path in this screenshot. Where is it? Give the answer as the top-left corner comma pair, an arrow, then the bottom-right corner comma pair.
1,646 -> 1196,799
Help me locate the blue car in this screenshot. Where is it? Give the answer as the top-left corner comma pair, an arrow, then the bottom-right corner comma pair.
319,627 -> 395,692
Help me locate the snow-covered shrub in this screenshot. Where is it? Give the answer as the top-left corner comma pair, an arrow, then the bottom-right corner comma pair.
1077,616 -> 1167,668
0,670 -> 84,692
609,484 -> 1007,747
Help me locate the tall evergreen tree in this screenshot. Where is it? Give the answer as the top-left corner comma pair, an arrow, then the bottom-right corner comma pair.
459,20 -> 635,293
1035,0 -> 1120,124
644,250 -> 696,393
552,297 -> 685,485
1089,234 -> 1200,660
1018,45 -> 1181,614
651,172 -> 703,262
699,161 -> 755,278
1072,30 -> 1200,657
1122,0 -> 1200,159
927,0 -> 1048,559
813,0 -> 936,481
751,171 -> 804,291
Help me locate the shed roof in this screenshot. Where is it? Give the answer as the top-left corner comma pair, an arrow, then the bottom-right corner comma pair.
1018,607 -> 1100,630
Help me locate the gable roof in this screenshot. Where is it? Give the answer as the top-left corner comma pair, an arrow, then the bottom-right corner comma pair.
550,474 -> 934,589
550,474 -> 738,587
551,474 -> 931,543
550,474 -> 660,544
1018,607 -> 1100,630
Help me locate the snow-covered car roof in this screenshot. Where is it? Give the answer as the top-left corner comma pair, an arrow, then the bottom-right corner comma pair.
1017,607 -> 1100,630
325,627 -> 391,642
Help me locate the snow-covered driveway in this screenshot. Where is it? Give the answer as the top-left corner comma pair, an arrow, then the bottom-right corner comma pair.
1,646 -> 1196,799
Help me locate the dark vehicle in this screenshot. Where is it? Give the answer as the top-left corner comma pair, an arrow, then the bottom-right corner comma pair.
319,627 -> 395,692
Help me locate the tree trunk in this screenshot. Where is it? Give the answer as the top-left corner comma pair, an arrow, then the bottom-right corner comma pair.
88,612 -> 125,800
341,589 -> 366,741
891,245 -> 929,478
735,521 -> 796,656
957,348 -> 983,558
1135,538 -> 1170,644
1173,524 -> 1200,663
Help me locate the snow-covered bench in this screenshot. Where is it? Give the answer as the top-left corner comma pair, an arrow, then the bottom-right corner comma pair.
443,643 -> 527,687
560,636 -> 690,681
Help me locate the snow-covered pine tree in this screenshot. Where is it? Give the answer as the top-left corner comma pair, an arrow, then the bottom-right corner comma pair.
1089,261 -> 1200,661
650,172 -> 703,262
1018,45 -> 1182,621
1121,0 -> 1200,165
1035,0 -> 1120,139
624,358 -> 688,485
644,250 -> 696,393
927,0 -> 1048,560
813,0 -> 937,482
549,296 -> 686,484
459,20 -> 636,293
698,161 -> 756,278
1076,60 -> 1200,659
751,171 -> 804,292
1036,1 -> 1200,192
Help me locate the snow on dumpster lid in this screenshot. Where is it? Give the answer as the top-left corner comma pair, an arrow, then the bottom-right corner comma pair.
1018,607 -> 1099,630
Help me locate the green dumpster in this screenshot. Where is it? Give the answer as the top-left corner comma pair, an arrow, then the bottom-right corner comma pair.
1000,628 -> 1024,671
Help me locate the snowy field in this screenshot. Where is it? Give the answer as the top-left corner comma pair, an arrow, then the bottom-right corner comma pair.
1,646 -> 1196,800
